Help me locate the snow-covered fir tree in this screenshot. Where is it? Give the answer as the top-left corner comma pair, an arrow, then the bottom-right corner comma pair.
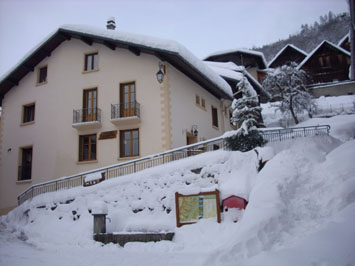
225,76 -> 267,152
262,62 -> 315,124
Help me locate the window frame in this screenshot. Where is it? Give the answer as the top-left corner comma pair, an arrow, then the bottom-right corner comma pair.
120,129 -> 139,158
18,146 -> 33,181
211,106 -> 219,129
84,52 -> 99,72
201,98 -> 206,109
37,65 -> 47,85
195,95 -> 200,105
79,134 -> 97,162
22,103 -> 35,124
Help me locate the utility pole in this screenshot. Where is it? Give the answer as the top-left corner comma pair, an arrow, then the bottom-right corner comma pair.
349,0 -> 355,80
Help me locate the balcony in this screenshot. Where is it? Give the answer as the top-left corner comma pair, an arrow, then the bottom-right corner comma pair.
18,165 -> 32,181
111,101 -> 141,126
72,108 -> 102,129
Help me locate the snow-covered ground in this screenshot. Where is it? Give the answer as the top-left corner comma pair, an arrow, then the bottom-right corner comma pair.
1,113 -> 355,265
262,95 -> 355,127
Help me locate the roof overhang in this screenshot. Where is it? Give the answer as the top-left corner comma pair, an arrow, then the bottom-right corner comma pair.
0,28 -> 232,106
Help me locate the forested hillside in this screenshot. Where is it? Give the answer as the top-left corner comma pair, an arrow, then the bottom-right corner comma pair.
254,11 -> 350,63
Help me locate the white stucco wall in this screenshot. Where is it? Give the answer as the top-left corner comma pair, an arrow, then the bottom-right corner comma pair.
168,65 -> 232,148
0,38 -> 232,213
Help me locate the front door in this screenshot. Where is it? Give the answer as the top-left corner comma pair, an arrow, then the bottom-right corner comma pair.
120,82 -> 136,117
83,88 -> 97,122
186,132 -> 198,156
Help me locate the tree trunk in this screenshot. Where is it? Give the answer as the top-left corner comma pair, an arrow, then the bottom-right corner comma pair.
289,97 -> 299,124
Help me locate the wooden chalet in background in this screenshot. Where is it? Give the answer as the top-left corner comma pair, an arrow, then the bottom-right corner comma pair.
268,44 -> 307,68
297,40 -> 350,85
338,33 -> 350,52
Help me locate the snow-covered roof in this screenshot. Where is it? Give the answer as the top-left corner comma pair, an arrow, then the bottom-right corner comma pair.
204,48 -> 268,69
338,33 -> 349,46
204,61 -> 271,100
204,61 -> 244,81
268,44 -> 307,68
0,24 -> 233,103
297,40 -> 351,70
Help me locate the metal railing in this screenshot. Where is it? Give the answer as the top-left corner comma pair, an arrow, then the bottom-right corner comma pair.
260,125 -> 330,142
17,125 -> 330,205
73,108 -> 101,124
111,101 -> 140,120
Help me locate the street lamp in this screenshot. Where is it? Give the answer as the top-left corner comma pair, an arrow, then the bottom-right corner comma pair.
156,62 -> 165,83
191,125 -> 198,136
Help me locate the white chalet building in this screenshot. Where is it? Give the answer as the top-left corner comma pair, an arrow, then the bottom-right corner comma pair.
0,24 -> 234,214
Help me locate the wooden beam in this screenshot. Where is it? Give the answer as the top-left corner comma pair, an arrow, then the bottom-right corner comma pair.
43,49 -> 51,57
80,36 -> 93,46
59,32 -> 71,41
154,52 -> 167,62
23,64 -> 34,72
8,78 -> 19,86
128,46 -> 140,56
103,41 -> 116,50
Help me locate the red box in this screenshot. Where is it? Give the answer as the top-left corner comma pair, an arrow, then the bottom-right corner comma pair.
222,195 -> 247,212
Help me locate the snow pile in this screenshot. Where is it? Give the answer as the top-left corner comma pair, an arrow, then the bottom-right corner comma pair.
1,115 -> 355,266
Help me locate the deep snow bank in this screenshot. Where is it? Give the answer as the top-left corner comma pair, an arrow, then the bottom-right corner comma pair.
1,115 -> 355,266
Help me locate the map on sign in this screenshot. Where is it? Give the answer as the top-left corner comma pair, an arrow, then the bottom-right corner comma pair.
175,190 -> 221,227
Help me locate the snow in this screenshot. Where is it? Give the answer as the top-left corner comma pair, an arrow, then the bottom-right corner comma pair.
59,24 -> 232,98
0,25 -> 233,99
1,107 -> 355,265
84,171 -> 103,182
262,95 -> 355,128
204,61 -> 244,81
206,48 -> 267,69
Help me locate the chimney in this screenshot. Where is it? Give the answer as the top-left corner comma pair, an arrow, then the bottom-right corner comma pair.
106,16 -> 116,30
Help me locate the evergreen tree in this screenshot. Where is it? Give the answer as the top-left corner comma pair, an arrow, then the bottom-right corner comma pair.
262,62 -> 315,124
225,77 -> 267,152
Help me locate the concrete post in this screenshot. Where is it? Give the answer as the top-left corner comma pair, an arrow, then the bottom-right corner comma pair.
93,214 -> 107,234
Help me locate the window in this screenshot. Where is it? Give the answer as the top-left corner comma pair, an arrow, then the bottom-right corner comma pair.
79,134 -> 97,161
120,82 -> 136,117
318,55 -> 331,68
211,106 -> 218,128
18,147 -> 32,181
201,98 -> 206,108
38,66 -> 47,84
195,95 -> 200,105
83,88 -> 97,122
120,129 -> 139,157
23,103 -> 35,123
84,52 -> 98,71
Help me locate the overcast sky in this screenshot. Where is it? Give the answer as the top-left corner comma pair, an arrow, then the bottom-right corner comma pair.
0,0 -> 349,77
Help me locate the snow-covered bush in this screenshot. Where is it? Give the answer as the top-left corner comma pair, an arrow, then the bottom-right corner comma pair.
226,77 -> 266,152
262,62 -> 315,124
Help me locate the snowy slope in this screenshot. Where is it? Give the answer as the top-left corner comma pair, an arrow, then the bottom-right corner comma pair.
1,115 -> 355,266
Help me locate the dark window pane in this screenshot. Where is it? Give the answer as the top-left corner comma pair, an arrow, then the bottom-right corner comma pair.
38,66 -> 47,83
23,104 -> 35,123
